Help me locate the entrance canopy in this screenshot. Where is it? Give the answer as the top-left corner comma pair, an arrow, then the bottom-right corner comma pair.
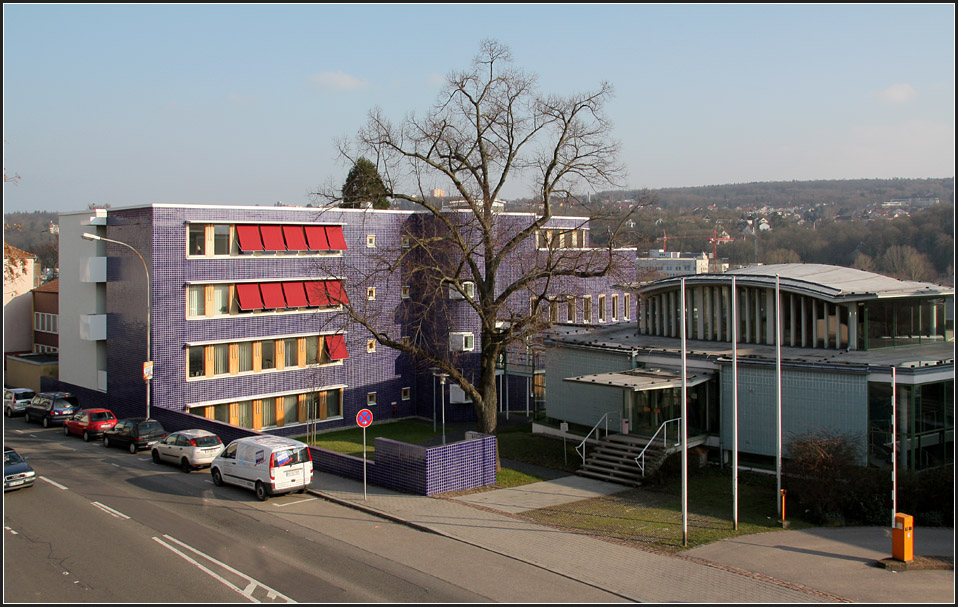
564,367 -> 714,391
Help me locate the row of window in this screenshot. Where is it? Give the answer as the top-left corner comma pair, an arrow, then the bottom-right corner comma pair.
34,312 -> 58,334
536,228 -> 588,249
193,388 -> 343,430
188,223 -> 347,257
186,280 -> 348,318
539,293 -> 631,324
187,334 -> 348,379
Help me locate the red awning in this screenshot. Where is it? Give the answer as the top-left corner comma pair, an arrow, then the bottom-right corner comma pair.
260,282 -> 286,309
282,282 -> 308,308
304,281 -> 330,307
236,283 -> 264,310
282,225 -> 308,251
325,280 -> 349,305
236,225 -> 264,252
304,225 -> 330,251
260,225 -> 286,251
325,226 -> 348,250
326,334 -> 349,360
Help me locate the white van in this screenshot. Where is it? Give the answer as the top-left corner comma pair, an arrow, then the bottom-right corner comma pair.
210,436 -> 313,501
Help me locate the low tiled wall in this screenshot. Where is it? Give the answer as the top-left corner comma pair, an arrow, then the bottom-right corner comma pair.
311,434 -> 497,496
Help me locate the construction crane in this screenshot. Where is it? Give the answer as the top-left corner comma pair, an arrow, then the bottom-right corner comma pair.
655,230 -> 701,252
707,229 -> 734,272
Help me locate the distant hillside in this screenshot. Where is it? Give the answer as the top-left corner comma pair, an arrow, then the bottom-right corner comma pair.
601,177 -> 954,210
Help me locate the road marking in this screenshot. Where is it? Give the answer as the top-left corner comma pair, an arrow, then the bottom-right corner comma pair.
41,476 -> 69,490
92,501 -> 130,519
154,535 -> 295,603
5,526 -> 19,535
272,497 -> 317,507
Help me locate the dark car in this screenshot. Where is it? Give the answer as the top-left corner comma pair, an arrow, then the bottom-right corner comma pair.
4,446 -> 37,492
63,408 -> 118,442
102,418 -> 168,454
23,392 -> 81,428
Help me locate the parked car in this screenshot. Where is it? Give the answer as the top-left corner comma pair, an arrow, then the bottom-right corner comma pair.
102,418 -> 168,454
63,408 -> 118,442
4,446 -> 36,492
210,436 -> 312,501
3,388 -> 36,417
23,392 -> 80,427
151,429 -> 224,472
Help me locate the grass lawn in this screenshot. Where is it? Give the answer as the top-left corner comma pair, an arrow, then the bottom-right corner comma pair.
520,466 -> 812,553
301,418 -> 810,551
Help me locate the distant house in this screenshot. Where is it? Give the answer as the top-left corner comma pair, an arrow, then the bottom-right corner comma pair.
3,243 -> 41,356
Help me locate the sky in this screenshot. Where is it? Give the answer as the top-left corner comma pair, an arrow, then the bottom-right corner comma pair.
2,3 -> 955,214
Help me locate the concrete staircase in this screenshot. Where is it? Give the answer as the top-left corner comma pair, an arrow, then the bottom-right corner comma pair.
576,433 -> 704,488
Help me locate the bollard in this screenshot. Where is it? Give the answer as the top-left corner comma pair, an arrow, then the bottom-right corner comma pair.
892,513 -> 914,562
778,489 -> 790,528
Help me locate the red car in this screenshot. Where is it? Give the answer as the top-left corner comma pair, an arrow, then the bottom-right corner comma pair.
63,408 -> 118,442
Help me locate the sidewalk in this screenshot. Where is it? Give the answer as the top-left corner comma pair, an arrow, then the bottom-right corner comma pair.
310,470 -> 954,603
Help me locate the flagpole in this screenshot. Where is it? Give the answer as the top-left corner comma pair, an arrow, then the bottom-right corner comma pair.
681,277 -> 688,546
732,276 -> 739,530
776,275 -> 782,517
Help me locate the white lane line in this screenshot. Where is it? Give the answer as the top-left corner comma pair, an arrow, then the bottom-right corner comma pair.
40,476 -> 69,490
91,501 -> 130,519
272,497 -> 317,507
5,526 -> 19,535
153,535 -> 296,603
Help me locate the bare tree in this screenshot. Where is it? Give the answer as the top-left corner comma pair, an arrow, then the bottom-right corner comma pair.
313,40 -> 648,451
880,244 -> 935,282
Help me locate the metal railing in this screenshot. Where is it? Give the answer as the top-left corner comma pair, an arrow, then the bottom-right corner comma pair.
575,411 -> 616,466
635,417 -> 682,477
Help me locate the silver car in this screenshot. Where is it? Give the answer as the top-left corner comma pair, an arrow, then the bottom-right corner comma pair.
3,389 -> 36,417
151,429 -> 225,472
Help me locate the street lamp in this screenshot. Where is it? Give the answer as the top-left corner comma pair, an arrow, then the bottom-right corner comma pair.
433,371 -> 449,445
429,367 -> 439,433
82,232 -> 152,419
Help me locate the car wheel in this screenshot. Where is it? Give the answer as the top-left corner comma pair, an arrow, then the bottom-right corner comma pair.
83,431 -> 90,442
211,468 -> 223,486
5,408 -> 11,417
152,450 -> 161,464
103,436 -> 110,448
129,442 -> 138,455
297,487 -> 308,494
42,416 -> 50,428
181,458 -> 192,473
255,481 -> 269,501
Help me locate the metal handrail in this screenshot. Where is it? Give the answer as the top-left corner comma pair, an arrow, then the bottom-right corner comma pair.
575,411 -> 616,465
635,417 -> 682,476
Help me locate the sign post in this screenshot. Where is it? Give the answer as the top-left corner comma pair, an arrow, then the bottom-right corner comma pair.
356,408 -> 373,500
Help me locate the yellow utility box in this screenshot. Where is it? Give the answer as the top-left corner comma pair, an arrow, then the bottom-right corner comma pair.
892,513 -> 914,562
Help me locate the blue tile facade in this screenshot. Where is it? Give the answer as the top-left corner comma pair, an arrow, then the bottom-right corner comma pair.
58,204 -> 634,441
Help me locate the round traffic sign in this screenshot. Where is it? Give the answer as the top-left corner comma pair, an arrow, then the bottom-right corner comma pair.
356,408 -> 373,428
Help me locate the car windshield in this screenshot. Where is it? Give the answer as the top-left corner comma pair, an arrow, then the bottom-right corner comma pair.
91,412 -> 115,422
4,451 -> 25,465
193,435 -> 221,447
139,421 -> 164,434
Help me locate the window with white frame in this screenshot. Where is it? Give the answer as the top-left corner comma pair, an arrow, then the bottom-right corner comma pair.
598,295 -> 607,322
611,294 -> 619,321
366,234 -> 376,248
367,287 -> 376,300
367,392 -> 377,406
366,339 -> 376,353
449,332 -> 475,352
401,387 -> 411,400
583,295 -> 593,323
401,285 -> 410,299
34,312 -> 58,334
624,293 -> 631,320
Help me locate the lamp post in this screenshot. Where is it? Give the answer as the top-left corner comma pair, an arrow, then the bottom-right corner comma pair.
82,233 -> 151,419
429,367 -> 439,432
435,372 -> 449,445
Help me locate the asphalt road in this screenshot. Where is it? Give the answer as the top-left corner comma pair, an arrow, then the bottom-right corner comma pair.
4,417 -> 626,603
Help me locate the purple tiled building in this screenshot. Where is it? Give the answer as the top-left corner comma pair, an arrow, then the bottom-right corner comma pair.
53,204 -> 636,438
